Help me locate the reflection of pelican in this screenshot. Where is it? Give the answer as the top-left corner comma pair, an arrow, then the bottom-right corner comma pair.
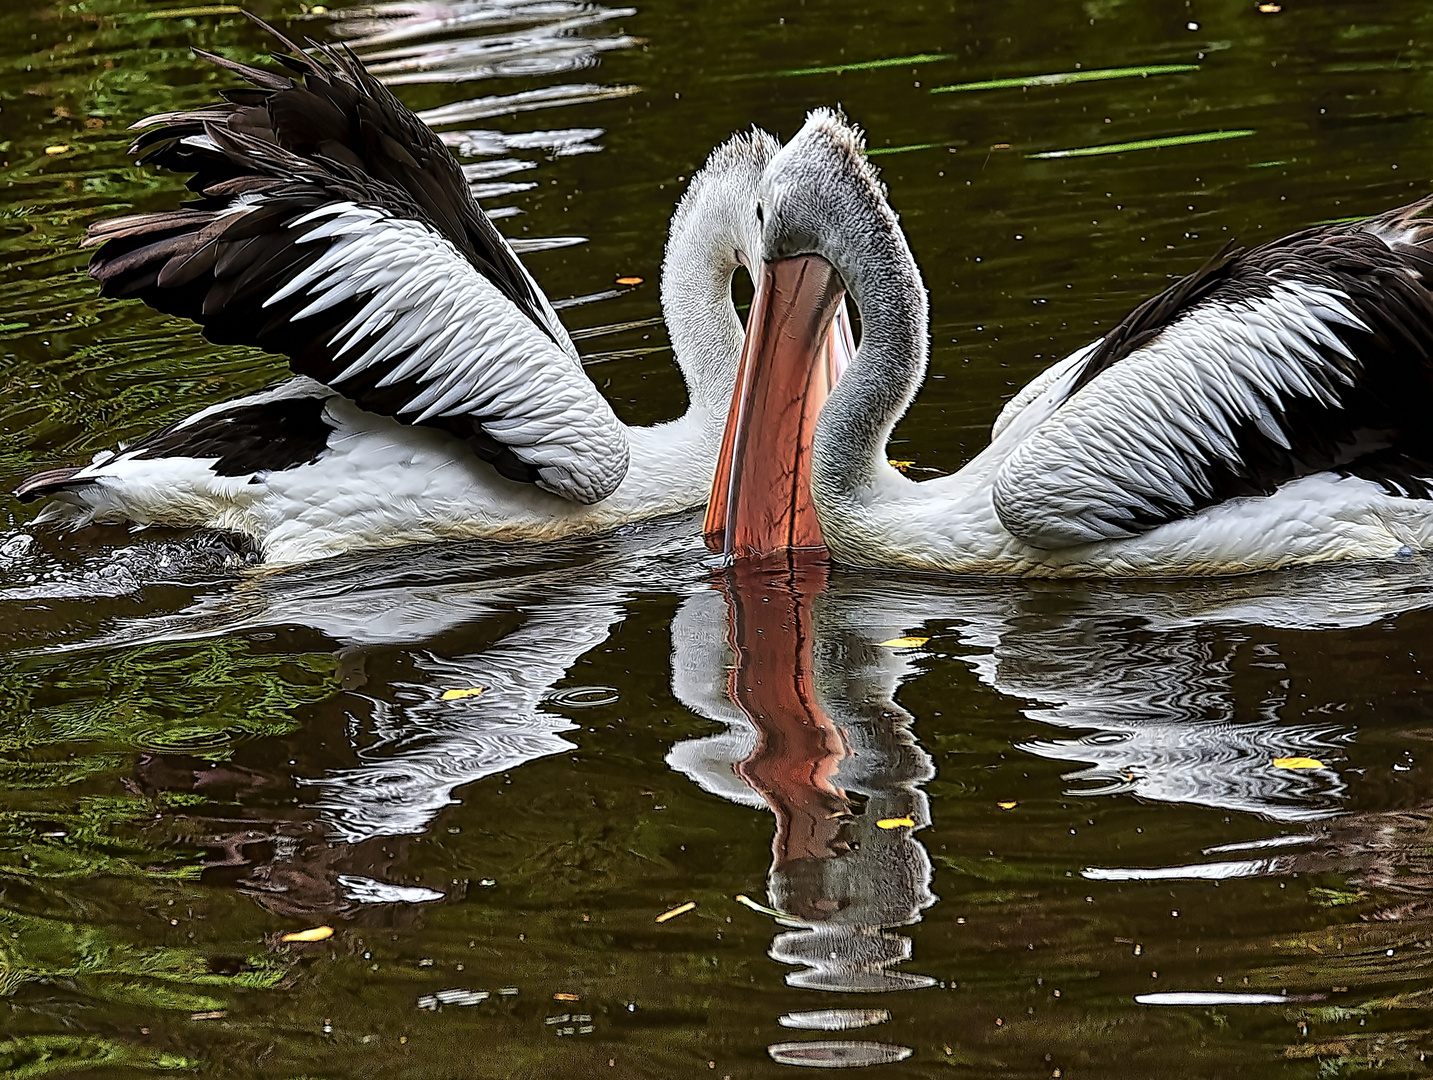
710,109 -> 1433,575
23,509 -> 1433,1072
80,534 -> 1433,893
664,556 -> 1433,1069
90,518 -> 711,845
304,584 -> 624,843
674,557 -> 1433,866
17,19 -> 773,564
108,520 -> 711,921
30,523 -> 1433,843
668,561 -> 936,998
134,752 -> 448,925
837,568 -> 1407,823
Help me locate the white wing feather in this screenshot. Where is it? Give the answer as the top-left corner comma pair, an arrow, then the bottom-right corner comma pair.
992,282 -> 1368,548
262,201 -> 626,504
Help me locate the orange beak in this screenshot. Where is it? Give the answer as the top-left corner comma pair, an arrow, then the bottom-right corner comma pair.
704,254 -> 853,561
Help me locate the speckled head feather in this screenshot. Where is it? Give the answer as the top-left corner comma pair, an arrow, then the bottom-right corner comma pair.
661,126 -> 781,412
755,109 -> 910,310
793,106 -> 888,199
668,127 -> 781,240
745,107 -> 931,498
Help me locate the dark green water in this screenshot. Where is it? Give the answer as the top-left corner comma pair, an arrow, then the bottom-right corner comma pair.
6,0 -> 1433,1076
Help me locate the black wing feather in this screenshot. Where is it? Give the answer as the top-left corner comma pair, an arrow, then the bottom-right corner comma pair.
79,20 -> 591,491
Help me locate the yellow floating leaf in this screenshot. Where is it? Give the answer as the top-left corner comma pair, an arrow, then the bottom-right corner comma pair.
441,687 -> 485,701
615,276 -> 644,285
554,992 -> 580,1001
997,801 -> 1018,810
1273,756 -> 1324,770
280,925 -> 334,943
655,901 -> 696,923
877,636 -> 929,649
876,816 -> 915,829
1257,3 -> 1281,10
888,459 -> 916,471
44,145 -> 68,156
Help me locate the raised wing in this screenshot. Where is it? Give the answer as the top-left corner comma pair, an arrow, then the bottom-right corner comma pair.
992,200 -> 1433,548
82,16 -> 625,504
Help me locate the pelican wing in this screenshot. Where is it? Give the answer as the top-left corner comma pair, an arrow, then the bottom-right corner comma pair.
81,18 -> 625,504
992,202 -> 1433,548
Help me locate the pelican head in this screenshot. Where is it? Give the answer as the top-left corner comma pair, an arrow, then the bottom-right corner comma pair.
662,127 -> 782,416
705,109 -> 927,563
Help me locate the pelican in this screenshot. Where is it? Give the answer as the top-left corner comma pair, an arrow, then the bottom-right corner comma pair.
707,109 -> 1433,577
15,18 -> 775,565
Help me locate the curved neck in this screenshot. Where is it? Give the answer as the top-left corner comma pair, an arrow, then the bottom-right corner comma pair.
814,209 -> 929,497
661,212 -> 744,427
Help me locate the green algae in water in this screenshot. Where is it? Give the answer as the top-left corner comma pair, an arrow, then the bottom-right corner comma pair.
0,640 -> 337,767
0,1035 -> 194,1077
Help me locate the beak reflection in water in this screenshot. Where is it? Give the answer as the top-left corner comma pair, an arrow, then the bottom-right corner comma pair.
705,254 -> 854,562
709,557 -> 933,1067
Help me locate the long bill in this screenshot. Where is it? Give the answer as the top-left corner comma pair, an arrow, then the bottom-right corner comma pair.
704,254 -> 854,562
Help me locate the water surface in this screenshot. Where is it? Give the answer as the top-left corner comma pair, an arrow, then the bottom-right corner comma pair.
5,0 -> 1433,1076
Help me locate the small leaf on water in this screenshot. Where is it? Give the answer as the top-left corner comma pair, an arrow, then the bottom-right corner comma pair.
189,1010 -> 228,1021
876,817 -> 915,830
655,901 -> 696,923
441,687 -> 485,701
44,145 -> 68,156
1273,756 -> 1324,770
554,992 -> 580,1001
888,459 -> 916,471
280,925 -> 334,943
615,276 -> 644,285
877,636 -> 929,648
1257,3 -> 1281,11
997,801 -> 1018,810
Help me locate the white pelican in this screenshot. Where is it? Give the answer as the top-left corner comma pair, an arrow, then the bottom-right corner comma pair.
16,18 -> 775,565
707,109 -> 1433,577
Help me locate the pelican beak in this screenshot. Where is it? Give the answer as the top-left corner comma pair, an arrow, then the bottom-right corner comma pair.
705,253 -> 854,561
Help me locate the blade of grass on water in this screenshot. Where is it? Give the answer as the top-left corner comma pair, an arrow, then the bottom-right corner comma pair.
142,4 -> 244,16
932,63 -> 1198,93
866,143 -> 946,157
742,53 -> 950,79
1030,129 -> 1255,159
